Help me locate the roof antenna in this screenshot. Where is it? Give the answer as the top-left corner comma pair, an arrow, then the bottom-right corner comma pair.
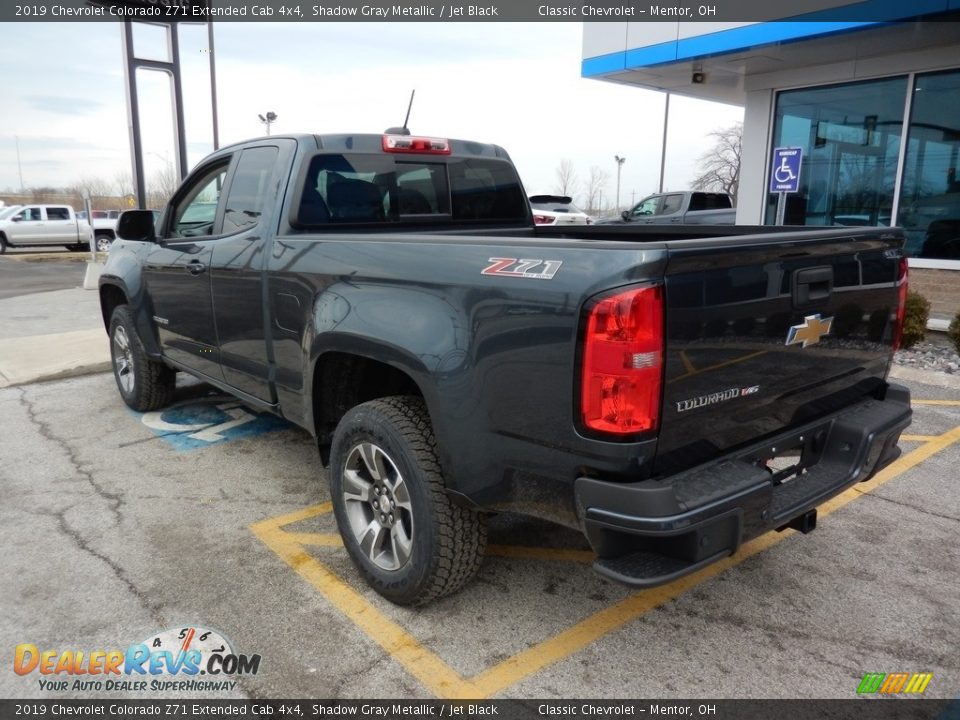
385,89 -> 415,136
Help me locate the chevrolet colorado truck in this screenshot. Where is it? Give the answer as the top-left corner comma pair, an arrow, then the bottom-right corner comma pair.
99,132 -> 912,606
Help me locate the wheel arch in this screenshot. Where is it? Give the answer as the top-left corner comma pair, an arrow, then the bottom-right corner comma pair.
99,282 -> 128,331
309,349 -> 428,465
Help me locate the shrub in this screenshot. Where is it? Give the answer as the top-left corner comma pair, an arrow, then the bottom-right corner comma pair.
949,311 -> 960,355
900,291 -> 930,349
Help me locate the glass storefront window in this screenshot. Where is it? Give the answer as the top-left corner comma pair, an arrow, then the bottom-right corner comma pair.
897,69 -> 960,260
767,77 -> 907,228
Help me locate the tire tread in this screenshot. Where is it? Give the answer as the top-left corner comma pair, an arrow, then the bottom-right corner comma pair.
110,305 -> 175,412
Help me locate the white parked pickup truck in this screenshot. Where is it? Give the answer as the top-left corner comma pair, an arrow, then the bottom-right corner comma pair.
0,204 -> 92,253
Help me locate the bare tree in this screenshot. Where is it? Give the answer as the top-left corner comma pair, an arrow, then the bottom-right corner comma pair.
71,175 -> 114,201
584,166 -> 609,215
554,159 -> 579,198
146,164 -> 180,209
114,171 -> 136,203
691,122 -> 742,203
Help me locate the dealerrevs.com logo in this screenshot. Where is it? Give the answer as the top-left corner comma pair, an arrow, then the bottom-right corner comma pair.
14,626 -> 261,693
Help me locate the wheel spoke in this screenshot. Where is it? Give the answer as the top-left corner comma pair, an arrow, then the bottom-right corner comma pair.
358,442 -> 387,482
358,519 -> 387,562
342,468 -> 372,503
389,475 -> 412,512
390,523 -> 413,567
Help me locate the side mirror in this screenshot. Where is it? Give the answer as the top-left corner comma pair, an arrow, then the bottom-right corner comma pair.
10,215 -> 22,222
116,210 -> 157,242
621,210 -> 630,221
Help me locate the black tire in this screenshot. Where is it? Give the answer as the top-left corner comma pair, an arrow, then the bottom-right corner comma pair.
329,396 -> 487,606
0,234 -> 8,254
108,305 -> 176,412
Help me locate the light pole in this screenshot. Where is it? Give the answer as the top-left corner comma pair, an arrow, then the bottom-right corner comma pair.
658,92 -> 670,193
614,155 -> 626,214
15,135 -> 24,192
258,112 -> 278,136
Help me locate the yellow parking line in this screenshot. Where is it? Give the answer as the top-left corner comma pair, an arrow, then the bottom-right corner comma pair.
913,399 -> 960,406
678,350 -> 697,375
900,434 -> 937,442
471,424 -> 960,697
251,424 -> 960,699
250,513 -> 481,699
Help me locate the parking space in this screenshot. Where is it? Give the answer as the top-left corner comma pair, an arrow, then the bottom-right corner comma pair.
2,372 -> 958,700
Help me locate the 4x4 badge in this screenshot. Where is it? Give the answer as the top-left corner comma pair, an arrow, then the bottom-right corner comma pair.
785,313 -> 833,348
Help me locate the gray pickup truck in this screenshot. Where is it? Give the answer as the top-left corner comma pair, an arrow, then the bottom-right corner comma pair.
600,191 -> 736,226
99,131 -> 911,606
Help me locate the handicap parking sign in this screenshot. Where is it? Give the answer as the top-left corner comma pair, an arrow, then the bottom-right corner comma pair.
770,147 -> 803,193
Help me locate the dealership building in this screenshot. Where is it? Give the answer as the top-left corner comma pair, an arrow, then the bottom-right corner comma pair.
583,10 -> 960,326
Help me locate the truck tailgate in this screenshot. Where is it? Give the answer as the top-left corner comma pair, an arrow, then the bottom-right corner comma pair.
655,229 -> 905,475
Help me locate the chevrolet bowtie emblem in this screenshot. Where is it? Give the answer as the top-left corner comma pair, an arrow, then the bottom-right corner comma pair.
785,313 -> 833,348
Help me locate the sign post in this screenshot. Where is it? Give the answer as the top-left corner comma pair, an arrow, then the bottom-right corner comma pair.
769,146 -> 803,225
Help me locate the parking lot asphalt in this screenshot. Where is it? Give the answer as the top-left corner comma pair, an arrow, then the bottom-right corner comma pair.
2,371 -> 958,701
0,252 -> 91,300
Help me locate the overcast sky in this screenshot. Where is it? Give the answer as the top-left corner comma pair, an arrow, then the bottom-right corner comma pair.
0,22 -> 743,211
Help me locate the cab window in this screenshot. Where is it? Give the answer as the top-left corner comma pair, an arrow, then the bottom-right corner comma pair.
168,162 -> 229,239
632,197 -> 660,216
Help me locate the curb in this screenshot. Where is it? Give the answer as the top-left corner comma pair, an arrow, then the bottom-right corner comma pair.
1,252 -> 107,263
889,364 -> 960,391
0,361 -> 113,389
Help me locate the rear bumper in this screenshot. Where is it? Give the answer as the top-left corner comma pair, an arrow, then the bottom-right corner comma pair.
575,384 -> 912,588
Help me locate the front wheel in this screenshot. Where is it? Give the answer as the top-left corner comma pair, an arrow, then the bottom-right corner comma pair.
109,305 -> 175,411
0,234 -> 8,254
329,396 -> 487,606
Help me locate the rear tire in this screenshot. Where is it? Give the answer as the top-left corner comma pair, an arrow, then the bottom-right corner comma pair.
329,396 -> 487,606
109,305 -> 175,412
95,234 -> 114,252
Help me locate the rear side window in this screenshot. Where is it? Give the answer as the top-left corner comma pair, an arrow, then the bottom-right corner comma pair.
449,159 -> 526,221
46,207 -> 71,220
295,154 -> 526,226
660,194 -> 684,215
222,146 -> 279,234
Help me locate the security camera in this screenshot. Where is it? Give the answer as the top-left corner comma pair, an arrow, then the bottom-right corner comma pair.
692,72 -> 705,84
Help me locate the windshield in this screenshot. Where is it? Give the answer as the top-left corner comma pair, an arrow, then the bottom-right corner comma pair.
0,205 -> 23,220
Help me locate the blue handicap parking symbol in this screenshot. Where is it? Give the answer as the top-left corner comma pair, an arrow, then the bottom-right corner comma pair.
770,147 -> 803,193
135,395 -> 292,451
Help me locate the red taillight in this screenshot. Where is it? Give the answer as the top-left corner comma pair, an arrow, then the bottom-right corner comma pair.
533,214 -> 556,225
892,257 -> 909,351
581,285 -> 664,436
382,135 -> 451,154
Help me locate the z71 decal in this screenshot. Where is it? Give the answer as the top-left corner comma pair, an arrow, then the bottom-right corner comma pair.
482,257 -> 562,280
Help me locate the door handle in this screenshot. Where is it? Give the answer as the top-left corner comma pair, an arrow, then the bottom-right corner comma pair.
185,261 -> 207,276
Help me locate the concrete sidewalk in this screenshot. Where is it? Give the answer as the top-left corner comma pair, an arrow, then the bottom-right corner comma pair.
0,287 -> 109,388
